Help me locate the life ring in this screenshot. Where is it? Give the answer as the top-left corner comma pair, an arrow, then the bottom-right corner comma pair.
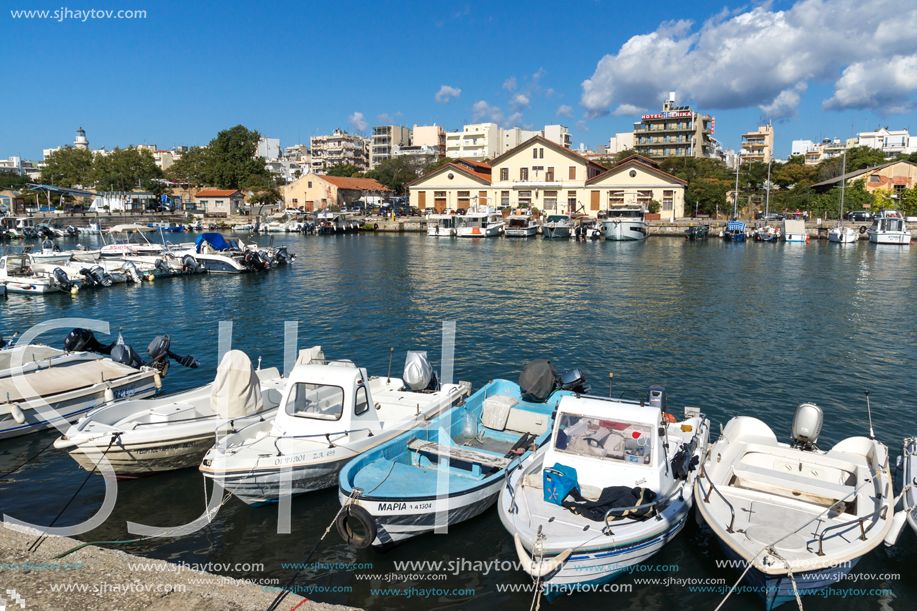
373,223 -> 379,230
859,226 -> 866,234
335,503 -> 376,549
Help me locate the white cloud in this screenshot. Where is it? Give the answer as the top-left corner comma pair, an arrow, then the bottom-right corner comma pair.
824,55 -> 917,114
376,111 -> 405,124
472,100 -> 504,125
760,83 -> 808,120
510,93 -> 531,110
505,112 -> 524,127
503,77 -> 517,91
557,104 -> 574,118
612,104 -> 646,116
546,88 -> 556,98
532,68 -> 547,83
435,85 -> 462,104
579,0 -> 917,117
575,120 -> 590,132
348,112 -> 368,132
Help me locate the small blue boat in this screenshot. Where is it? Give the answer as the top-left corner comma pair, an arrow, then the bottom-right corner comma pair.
337,366 -> 582,551
724,220 -> 746,242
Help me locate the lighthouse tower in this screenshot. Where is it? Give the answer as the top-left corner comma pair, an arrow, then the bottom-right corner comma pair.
74,127 -> 89,150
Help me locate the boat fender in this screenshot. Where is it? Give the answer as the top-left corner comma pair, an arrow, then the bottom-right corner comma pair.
335,504 -> 376,549
104,387 -> 115,403
154,372 -> 162,389
374,223 -> 378,230
10,403 -> 26,425
884,510 -> 909,547
514,534 -> 572,577
859,226 -> 867,234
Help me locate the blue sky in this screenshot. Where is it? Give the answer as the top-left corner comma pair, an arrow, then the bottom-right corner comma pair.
4,0 -> 917,161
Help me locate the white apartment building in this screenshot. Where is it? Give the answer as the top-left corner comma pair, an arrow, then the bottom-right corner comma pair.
310,129 -> 369,174
446,123 -> 572,161
608,132 -> 635,154
856,128 -> 915,157
257,137 -> 282,160
412,124 -> 446,157
791,140 -> 815,157
370,125 -> 412,169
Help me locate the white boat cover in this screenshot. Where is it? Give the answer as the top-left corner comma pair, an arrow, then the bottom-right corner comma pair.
784,220 -> 806,234
295,346 -> 325,365
0,346 -> 67,373
0,359 -> 139,404
210,350 -> 263,419
403,351 -> 433,391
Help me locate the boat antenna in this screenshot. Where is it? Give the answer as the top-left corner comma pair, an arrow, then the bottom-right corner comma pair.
865,391 -> 875,440
386,347 -> 393,383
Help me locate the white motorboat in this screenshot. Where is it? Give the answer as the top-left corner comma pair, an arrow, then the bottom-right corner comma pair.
55,350 -> 284,478
77,222 -> 103,235
0,348 -> 161,440
175,233 -> 268,273
456,206 -> 505,237
15,241 -> 74,264
695,404 -> 894,610
426,213 -> 458,237
827,226 -> 858,243
755,225 -> 781,242
200,351 -> 469,505
867,210 -> 912,245
100,225 -> 165,258
31,260 -> 127,287
499,389 -> 709,598
600,206 -> 648,241
504,210 -> 538,237
542,214 -> 573,239
0,254 -> 81,294
783,219 -> 808,242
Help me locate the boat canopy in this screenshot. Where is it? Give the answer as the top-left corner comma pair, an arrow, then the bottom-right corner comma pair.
109,224 -> 154,233
210,350 -> 264,419
727,221 -> 746,232
784,220 -> 805,233
195,233 -> 232,253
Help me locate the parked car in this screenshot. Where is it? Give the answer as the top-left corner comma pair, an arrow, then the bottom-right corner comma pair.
754,212 -> 784,221
845,210 -> 873,221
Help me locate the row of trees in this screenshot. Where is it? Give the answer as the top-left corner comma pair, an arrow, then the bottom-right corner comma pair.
325,156 -> 452,195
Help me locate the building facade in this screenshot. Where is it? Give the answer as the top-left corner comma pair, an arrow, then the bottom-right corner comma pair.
310,129 -> 369,174
445,123 -> 501,161
411,124 -> 446,157
409,137 -> 687,217
195,189 -> 245,217
632,94 -> 716,160
739,123 -> 774,164
282,175 -> 390,211
608,132 -> 635,155
370,125 -> 412,169
811,160 -> 917,199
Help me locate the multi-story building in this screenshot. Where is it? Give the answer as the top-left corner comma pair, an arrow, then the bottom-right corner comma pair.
608,132 -> 635,155
282,174 -> 391,211
257,137 -> 282,160
411,124 -> 446,158
0,156 -> 40,178
739,123 -> 774,164
791,140 -> 815,158
543,125 -> 572,149
856,128 -> 914,157
445,123 -> 502,161
309,129 -> 369,175
370,125 -> 412,169
632,94 -> 716,160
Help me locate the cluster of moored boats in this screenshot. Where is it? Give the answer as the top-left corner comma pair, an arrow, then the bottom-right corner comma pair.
715,210 -> 913,244
0,224 -> 295,296
2,329 -> 913,609
426,206 -> 651,241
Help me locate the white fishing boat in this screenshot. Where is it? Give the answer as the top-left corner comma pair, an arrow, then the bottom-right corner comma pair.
828,149 -> 859,244
600,206 -> 648,241
455,206 -> 505,237
504,210 -> 538,237
755,225 -> 781,242
199,350 -> 469,505
426,213 -> 458,237
15,242 -> 74,264
867,210 -> 912,245
783,219 -> 808,242
100,225 -> 165,258
0,254 -> 80,294
55,350 -> 284,478
542,214 -> 573,239
499,389 -> 709,598
695,404 -> 894,610
0,347 -> 161,440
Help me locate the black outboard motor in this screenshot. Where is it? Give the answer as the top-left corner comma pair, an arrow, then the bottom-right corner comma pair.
22,227 -> 38,239
51,267 -> 75,291
79,268 -> 100,287
273,247 -> 294,265
0,333 -> 6,348
147,335 -> 199,370
89,265 -> 112,286
154,258 -> 168,274
111,343 -> 145,369
66,226 -> 78,236
181,254 -> 204,274
519,359 -> 560,403
38,227 -> 55,239
559,368 -> 591,395
63,328 -> 116,354
242,250 -> 269,272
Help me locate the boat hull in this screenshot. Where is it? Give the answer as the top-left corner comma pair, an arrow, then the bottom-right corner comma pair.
868,231 -> 911,244
0,281 -> 60,294
456,225 -> 503,237
601,220 -> 648,241
505,226 -> 538,237
542,225 -> 571,239
67,431 -> 216,478
206,455 -> 354,505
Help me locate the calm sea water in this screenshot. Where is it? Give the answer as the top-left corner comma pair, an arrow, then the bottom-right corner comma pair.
1,233 -> 915,610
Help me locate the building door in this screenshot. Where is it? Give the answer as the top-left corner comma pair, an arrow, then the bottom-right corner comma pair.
434,190 -> 447,213
591,190 -> 600,211
418,192 -> 426,210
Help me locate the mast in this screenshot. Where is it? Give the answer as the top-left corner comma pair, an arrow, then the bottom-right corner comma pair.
839,148 -> 847,227
765,160 -> 771,217
733,157 -> 740,220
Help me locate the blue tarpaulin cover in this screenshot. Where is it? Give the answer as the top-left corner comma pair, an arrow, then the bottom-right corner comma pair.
727,221 -> 746,232
195,233 -> 231,253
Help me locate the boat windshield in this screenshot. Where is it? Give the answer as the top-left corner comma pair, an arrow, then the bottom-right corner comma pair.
285,383 -> 345,421
546,215 -> 568,223
554,413 -> 653,465
438,218 -> 454,228
608,209 -> 642,218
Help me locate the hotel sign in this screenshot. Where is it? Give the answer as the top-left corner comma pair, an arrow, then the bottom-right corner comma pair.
641,111 -> 693,120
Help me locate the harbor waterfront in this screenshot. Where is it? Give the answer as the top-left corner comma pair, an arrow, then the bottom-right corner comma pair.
1,233 -> 916,610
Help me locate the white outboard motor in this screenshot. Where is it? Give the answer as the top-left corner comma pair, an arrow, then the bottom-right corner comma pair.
403,350 -> 436,391
121,260 -> 142,283
792,402 -> 823,450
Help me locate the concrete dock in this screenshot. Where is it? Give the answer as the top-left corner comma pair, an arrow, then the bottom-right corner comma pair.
0,524 -> 359,611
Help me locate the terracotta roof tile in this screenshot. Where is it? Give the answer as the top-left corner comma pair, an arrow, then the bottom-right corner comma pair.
195,190 -> 240,197
320,176 -> 392,191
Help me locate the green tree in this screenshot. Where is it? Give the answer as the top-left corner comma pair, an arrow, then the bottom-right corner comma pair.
91,146 -> 162,192
326,164 -> 361,177
166,146 -> 212,187
0,172 -> 30,191
208,125 -> 272,189
817,146 -> 888,182
613,148 -> 639,164
249,186 -> 282,212
40,146 -> 94,187
364,157 -> 428,194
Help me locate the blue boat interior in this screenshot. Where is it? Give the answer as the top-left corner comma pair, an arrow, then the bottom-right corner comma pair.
344,380 -> 570,498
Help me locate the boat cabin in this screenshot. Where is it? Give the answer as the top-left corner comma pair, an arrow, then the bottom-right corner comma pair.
872,210 -> 907,233
0,255 -> 35,277
459,207 -> 503,229
506,211 -> 534,228
606,206 -> 646,220
544,396 -> 669,494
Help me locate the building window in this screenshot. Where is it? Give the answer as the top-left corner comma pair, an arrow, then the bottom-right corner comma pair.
501,191 -> 510,206
518,190 -> 532,207
870,175 -> 880,183
568,166 -> 576,180
533,148 -> 538,159
457,191 -> 470,197
546,167 -> 554,181
520,168 -> 529,181
292,199 -> 298,204
500,168 -> 508,181
544,190 -> 557,210
434,191 -> 446,197
637,190 -> 652,206
895,184 -> 905,194
663,190 -> 674,211
539,148 -> 544,159
568,191 -> 576,209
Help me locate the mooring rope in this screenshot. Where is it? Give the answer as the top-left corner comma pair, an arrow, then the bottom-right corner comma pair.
0,435 -> 58,480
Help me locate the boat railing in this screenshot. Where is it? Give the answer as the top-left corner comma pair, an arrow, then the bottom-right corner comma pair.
504,454 -> 523,514
272,427 -> 377,456
600,483 -> 685,534
697,462 -> 736,533
815,503 -> 888,556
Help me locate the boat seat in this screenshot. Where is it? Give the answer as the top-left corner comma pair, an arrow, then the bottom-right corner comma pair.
408,438 -> 511,469
732,464 -> 854,500
505,407 -> 549,436
149,403 -> 197,423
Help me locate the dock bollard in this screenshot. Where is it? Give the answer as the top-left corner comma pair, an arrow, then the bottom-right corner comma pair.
609,372 -> 613,397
